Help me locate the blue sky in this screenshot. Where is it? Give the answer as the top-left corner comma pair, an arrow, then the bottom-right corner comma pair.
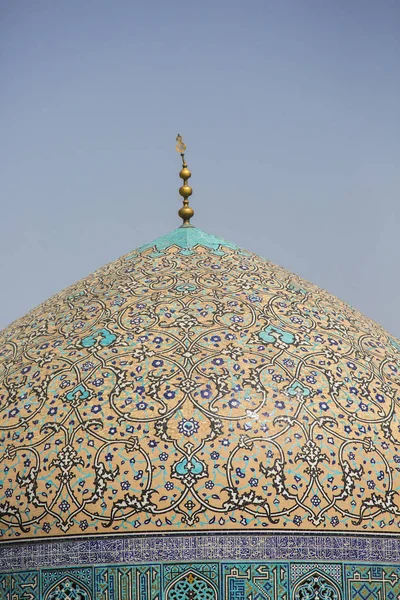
1,0 -> 399,335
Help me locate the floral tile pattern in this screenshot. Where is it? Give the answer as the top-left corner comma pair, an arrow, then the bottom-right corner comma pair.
1,226 -> 400,541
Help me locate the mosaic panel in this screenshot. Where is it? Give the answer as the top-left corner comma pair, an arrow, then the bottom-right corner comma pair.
94,565 -> 160,600
345,564 -> 400,600
1,226 -> 400,542
164,563 -> 219,600
1,561 -> 400,599
42,567 -> 92,597
0,571 -> 40,600
222,562 -> 289,599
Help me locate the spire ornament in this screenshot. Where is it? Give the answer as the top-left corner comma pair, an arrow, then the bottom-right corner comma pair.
176,134 -> 194,227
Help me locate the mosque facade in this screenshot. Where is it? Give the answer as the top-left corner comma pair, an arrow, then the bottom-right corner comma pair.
1,140 -> 400,598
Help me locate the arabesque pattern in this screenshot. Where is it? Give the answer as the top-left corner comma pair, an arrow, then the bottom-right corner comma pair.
2,561 -> 400,599
1,227 -> 400,540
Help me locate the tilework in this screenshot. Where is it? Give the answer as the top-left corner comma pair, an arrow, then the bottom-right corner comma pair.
1,534 -> 400,571
1,559 -> 400,599
1,226 -> 400,542
0,571 -> 40,600
135,226 -> 239,254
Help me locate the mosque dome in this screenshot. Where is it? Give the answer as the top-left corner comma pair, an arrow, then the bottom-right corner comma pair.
1,140 -> 400,599
2,222 -> 400,543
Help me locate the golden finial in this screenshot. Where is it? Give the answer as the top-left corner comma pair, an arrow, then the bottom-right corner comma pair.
176,134 -> 194,227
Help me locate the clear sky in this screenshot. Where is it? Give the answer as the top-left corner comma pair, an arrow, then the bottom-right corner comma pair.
1,0 -> 399,336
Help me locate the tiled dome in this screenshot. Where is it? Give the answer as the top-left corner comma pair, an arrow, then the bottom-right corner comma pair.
1,225 -> 400,542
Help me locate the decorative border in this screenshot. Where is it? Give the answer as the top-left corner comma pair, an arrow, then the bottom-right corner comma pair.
1,533 -> 400,571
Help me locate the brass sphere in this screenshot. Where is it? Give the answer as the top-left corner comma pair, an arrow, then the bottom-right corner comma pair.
179,167 -> 192,180
178,205 -> 194,221
179,185 -> 193,199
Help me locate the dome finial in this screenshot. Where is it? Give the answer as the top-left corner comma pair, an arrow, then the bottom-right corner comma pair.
176,134 -> 194,227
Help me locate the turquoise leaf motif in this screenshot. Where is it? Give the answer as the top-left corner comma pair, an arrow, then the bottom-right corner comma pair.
176,283 -> 197,292
66,384 -> 90,403
286,381 -> 311,398
82,328 -> 116,348
259,325 -> 295,345
390,338 -> 400,353
175,456 -> 204,477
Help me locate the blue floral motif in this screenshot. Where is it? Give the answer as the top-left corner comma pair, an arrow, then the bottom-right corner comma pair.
178,417 -> 200,437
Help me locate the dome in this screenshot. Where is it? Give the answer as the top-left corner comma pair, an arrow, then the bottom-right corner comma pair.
2,224 -> 400,544
2,138 -> 400,599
